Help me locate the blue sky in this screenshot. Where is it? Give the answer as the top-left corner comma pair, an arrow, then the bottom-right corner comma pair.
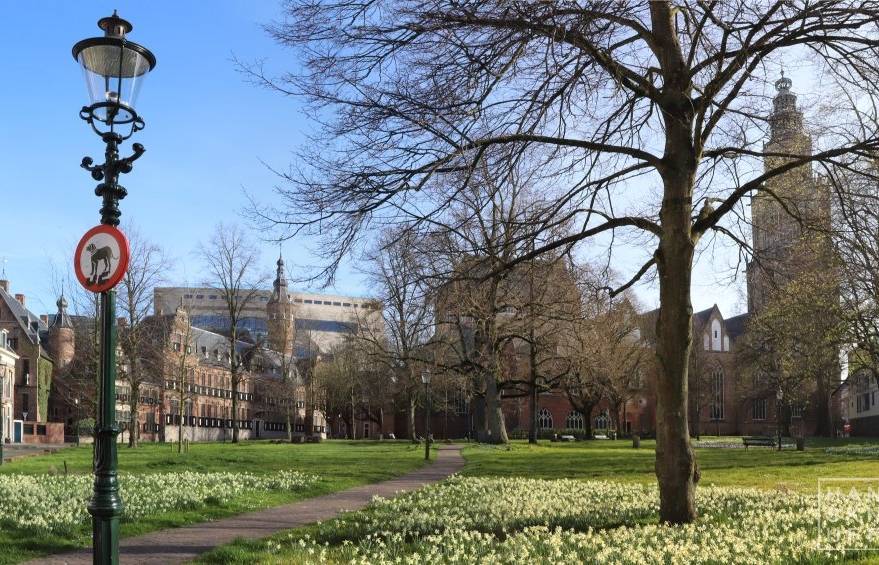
0,2 -> 745,318
0,1 -> 372,316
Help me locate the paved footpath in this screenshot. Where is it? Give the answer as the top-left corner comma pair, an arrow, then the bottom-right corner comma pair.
21,444 -> 465,565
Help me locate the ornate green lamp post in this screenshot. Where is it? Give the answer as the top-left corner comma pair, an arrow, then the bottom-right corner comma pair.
72,12 -> 155,564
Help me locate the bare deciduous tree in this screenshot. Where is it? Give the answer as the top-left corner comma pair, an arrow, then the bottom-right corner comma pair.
244,1 -> 879,523
566,267 -> 649,439
831,159 -> 879,379
117,224 -> 171,447
197,223 -> 269,443
360,227 -> 434,441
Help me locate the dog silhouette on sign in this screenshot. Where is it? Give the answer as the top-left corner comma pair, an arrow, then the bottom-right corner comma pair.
85,242 -> 118,286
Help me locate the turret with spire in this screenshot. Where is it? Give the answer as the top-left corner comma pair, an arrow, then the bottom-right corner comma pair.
48,293 -> 75,368
266,251 -> 295,357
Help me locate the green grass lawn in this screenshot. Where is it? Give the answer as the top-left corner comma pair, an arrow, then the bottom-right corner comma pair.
4,437 -> 879,564
0,440 -> 428,564
460,437 -> 879,492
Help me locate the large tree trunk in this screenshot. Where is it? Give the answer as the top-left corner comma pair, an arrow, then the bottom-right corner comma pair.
814,370 -> 833,437
582,404 -> 595,440
528,381 -> 538,443
654,168 -> 700,523
651,2 -> 699,524
654,238 -> 699,524
231,374 -> 240,444
408,393 -> 417,442
128,401 -> 139,448
483,370 -> 509,444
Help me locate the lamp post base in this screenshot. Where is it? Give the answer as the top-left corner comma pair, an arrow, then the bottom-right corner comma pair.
91,515 -> 121,565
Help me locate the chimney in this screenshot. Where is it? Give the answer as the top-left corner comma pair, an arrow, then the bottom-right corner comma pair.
14,294 -> 24,307
40,315 -> 49,325
0,280 -> 8,293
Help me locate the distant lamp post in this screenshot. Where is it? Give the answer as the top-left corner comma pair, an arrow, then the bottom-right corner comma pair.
75,398 -> 81,447
421,371 -> 432,461
776,388 -> 783,452
73,11 -> 155,565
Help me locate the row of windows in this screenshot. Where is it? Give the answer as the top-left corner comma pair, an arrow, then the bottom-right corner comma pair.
535,397 -> 800,429
182,293 -> 268,302
537,408 -> 593,430
751,398 -> 803,420
181,293 -> 366,309
296,298 -> 360,308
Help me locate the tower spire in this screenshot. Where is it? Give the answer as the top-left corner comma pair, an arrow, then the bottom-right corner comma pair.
270,247 -> 289,304
768,70 -> 802,143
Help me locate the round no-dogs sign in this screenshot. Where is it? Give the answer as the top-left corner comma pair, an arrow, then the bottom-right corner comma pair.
75,225 -> 130,293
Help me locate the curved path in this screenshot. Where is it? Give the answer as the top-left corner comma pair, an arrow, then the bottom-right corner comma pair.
21,444 -> 465,565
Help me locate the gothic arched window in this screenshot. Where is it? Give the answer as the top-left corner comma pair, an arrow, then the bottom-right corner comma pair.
709,368 -> 724,420
538,407 -> 553,429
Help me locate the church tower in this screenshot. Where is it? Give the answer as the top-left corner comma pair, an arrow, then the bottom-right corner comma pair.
747,73 -> 831,313
266,253 -> 295,358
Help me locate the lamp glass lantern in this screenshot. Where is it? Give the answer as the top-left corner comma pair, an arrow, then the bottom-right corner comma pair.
72,11 -> 156,134
421,371 -> 432,385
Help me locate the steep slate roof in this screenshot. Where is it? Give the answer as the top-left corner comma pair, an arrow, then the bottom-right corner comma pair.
724,312 -> 751,341
692,306 -> 715,327
0,284 -> 48,347
141,313 -> 301,380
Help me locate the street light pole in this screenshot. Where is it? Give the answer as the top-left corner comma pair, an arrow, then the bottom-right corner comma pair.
73,12 -> 155,565
776,388 -> 783,452
421,371 -> 432,461
75,398 -> 81,448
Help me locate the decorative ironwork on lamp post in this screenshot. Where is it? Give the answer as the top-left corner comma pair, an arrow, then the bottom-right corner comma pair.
421,371 -> 432,461
72,11 -> 155,564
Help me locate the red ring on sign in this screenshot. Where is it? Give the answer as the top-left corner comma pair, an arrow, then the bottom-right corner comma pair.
74,225 -> 130,293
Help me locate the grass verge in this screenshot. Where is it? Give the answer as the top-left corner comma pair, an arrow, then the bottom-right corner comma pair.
0,440 -> 426,564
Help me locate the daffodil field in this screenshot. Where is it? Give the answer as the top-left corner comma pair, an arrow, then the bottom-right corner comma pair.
248,477 -> 879,564
0,470 -> 317,536
5,440 -> 879,564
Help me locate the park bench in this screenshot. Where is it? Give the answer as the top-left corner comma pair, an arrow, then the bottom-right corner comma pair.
741,436 -> 776,448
